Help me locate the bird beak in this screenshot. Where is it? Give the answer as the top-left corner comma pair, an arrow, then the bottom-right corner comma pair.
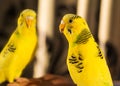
59,20 -> 65,32
26,16 -> 33,28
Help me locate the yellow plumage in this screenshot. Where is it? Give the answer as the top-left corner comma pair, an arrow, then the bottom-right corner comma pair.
0,9 -> 37,83
59,14 -> 113,86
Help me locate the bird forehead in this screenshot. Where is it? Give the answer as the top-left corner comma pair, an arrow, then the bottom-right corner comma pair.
26,16 -> 34,19
21,11 -> 36,18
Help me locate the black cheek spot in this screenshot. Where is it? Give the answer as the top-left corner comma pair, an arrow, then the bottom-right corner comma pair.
68,28 -> 72,34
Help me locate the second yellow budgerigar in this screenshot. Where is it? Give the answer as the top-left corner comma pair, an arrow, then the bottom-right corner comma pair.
0,9 -> 37,83
59,14 -> 113,86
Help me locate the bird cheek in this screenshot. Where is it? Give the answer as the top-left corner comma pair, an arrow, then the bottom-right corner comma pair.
67,28 -> 72,34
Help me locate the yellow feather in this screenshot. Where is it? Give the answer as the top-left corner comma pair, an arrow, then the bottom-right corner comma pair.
0,9 -> 37,83
59,14 -> 113,86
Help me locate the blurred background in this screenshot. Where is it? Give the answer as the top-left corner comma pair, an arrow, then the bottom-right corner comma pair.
0,0 -> 120,85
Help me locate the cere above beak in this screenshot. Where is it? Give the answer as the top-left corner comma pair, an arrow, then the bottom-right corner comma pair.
26,16 -> 33,28
59,20 -> 65,32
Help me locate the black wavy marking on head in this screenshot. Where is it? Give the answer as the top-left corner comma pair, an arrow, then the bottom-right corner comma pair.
68,15 -> 81,23
70,15 -> 81,20
75,29 -> 92,44
67,15 -> 81,34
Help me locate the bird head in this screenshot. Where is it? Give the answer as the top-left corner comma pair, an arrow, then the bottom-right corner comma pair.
18,9 -> 36,28
59,14 -> 89,43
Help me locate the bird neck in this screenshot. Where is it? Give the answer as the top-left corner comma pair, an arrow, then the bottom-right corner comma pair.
17,25 -> 36,35
69,36 -> 96,48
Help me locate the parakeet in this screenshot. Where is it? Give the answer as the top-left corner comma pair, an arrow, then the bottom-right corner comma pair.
0,9 -> 37,83
59,14 -> 113,86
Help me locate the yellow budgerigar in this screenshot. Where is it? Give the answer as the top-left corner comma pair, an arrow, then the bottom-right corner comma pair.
59,14 -> 113,86
0,9 -> 37,83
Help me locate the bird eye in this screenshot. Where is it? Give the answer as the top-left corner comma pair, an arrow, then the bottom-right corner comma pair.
69,19 -> 73,23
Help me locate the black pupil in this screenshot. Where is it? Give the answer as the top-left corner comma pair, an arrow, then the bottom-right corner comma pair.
69,19 -> 72,23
